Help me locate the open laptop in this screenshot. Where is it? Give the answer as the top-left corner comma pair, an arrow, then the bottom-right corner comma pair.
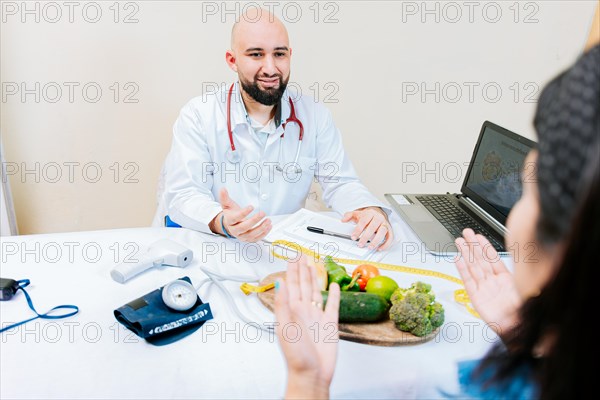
385,121 -> 535,255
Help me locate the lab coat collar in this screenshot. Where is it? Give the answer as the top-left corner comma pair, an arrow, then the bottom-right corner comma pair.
229,81 -> 291,131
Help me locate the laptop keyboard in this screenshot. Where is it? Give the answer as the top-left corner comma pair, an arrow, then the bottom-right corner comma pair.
416,195 -> 505,252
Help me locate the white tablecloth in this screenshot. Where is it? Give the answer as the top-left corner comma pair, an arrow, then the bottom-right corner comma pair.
0,213 -> 501,399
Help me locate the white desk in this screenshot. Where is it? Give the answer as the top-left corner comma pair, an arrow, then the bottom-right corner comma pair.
0,214 -> 498,399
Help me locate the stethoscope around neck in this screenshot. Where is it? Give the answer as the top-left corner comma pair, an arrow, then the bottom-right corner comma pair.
225,83 -> 304,173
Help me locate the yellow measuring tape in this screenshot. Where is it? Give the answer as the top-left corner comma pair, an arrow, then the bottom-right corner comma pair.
241,239 -> 479,318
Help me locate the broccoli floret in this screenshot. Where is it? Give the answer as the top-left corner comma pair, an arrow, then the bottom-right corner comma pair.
412,281 -> 432,294
389,288 -> 406,304
388,281 -> 445,337
389,292 -> 432,332
429,302 -> 445,329
390,281 -> 434,305
411,319 -> 434,337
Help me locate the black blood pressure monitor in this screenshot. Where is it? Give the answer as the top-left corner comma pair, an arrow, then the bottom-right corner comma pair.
113,276 -> 213,345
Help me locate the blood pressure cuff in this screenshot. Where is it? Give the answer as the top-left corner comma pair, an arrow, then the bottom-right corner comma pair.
114,276 -> 213,346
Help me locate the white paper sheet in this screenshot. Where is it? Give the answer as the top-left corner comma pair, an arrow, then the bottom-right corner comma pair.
264,208 -> 386,262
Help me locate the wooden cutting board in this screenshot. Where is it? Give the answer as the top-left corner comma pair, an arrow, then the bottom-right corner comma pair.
257,272 -> 439,347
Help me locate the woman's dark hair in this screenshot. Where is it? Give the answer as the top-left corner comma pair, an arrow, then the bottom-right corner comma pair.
476,45 -> 600,398
534,45 -> 600,245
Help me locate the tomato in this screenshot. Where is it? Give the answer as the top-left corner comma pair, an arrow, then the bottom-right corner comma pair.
352,264 -> 380,291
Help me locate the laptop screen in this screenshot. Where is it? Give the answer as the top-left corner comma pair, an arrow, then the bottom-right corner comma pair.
461,122 -> 536,224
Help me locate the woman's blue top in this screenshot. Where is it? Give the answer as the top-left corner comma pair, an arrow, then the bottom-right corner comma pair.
455,359 -> 538,399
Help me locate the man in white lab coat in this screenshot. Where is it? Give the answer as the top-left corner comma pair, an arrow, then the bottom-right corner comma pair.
163,10 -> 394,251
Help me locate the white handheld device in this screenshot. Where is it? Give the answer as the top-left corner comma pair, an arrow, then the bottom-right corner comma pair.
111,239 -> 193,284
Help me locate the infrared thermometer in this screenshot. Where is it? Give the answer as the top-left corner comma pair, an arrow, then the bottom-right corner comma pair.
111,239 -> 193,284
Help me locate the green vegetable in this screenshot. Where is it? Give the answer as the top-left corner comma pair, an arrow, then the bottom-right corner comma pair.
388,281 -> 445,337
322,291 -> 390,322
323,256 -> 359,292
341,272 -> 361,292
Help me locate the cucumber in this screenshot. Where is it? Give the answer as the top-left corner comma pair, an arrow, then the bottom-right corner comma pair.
321,291 -> 390,323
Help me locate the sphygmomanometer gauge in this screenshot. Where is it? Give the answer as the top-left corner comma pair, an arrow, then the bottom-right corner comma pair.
161,280 -> 197,311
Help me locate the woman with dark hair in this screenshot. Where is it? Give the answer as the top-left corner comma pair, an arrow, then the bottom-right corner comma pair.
273,44 -> 600,399
452,43 -> 600,399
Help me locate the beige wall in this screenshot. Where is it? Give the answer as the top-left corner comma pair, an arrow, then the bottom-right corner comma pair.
1,1 -> 597,234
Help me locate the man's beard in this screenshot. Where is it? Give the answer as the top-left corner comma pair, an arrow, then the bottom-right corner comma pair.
240,74 -> 289,106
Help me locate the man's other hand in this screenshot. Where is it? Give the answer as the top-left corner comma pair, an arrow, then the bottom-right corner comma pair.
210,188 -> 272,242
341,207 -> 394,251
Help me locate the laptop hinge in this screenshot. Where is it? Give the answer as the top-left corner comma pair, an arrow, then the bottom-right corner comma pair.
459,196 -> 508,236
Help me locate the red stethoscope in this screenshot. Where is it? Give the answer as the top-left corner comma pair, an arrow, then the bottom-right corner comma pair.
226,83 -> 304,173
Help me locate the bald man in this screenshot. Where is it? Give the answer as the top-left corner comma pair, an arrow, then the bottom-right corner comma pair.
162,10 -> 395,251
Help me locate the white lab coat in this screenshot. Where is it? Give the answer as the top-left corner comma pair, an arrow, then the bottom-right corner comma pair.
162,83 -> 389,234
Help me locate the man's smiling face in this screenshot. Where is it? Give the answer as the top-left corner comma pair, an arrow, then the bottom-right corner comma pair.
227,12 -> 291,106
